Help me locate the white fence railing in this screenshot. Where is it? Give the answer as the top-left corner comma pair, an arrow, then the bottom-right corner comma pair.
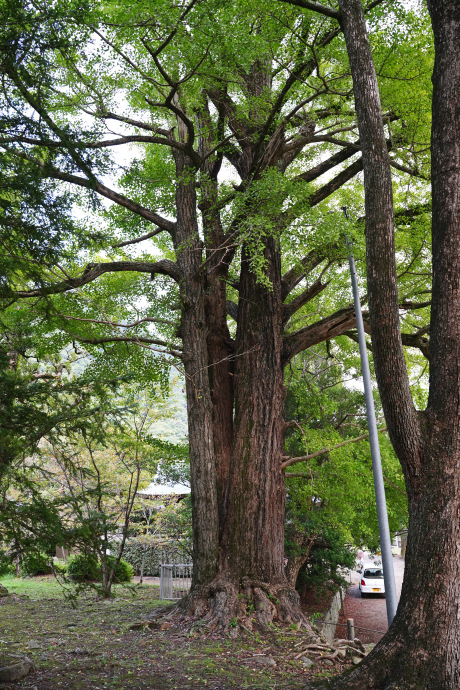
159,563 -> 192,600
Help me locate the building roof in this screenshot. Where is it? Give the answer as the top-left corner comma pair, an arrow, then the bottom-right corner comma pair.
137,481 -> 191,497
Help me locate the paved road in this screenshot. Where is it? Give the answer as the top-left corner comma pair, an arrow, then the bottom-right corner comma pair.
337,555 -> 405,644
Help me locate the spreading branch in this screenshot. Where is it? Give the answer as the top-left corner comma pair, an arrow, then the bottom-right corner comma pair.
283,306 -> 358,363
68,334 -> 183,360
283,277 -> 331,323
10,150 -> 176,233
282,244 -> 337,299
0,260 -> 182,299
281,427 -> 388,470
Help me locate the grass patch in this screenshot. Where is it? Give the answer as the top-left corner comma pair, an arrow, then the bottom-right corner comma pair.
0,576 -> 348,688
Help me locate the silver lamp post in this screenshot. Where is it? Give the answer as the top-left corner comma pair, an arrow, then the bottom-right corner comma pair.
342,207 -> 398,626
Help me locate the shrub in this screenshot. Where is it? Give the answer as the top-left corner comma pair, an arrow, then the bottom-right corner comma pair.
107,557 -> 133,583
66,554 -> 132,584
0,552 -> 14,577
52,558 -> 67,575
20,551 -> 53,577
67,553 -> 100,582
296,527 -> 356,597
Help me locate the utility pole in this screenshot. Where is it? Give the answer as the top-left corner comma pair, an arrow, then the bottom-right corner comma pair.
342,207 -> 398,626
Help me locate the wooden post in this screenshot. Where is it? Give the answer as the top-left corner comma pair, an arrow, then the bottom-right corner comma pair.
347,618 -> 355,642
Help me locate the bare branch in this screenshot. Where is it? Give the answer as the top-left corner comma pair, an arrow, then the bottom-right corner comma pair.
281,427 -> 388,470
0,260 -> 182,299
56,314 -> 178,330
74,335 -> 183,360
283,277 -> 330,323
112,228 -> 165,248
93,110 -> 171,135
276,0 -> 341,20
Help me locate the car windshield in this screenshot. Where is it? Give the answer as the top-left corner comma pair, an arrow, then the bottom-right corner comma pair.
364,568 -> 383,578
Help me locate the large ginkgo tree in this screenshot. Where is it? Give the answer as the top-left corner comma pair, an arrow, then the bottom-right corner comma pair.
0,0 -> 431,632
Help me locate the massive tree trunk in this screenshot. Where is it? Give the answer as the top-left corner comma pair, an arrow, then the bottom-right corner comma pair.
223,239 -> 286,587
181,237 -> 307,629
175,68 -> 312,630
213,239 -> 304,627
318,1 -> 460,687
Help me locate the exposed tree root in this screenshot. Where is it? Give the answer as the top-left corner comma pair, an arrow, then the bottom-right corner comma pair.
305,629 -> 449,690
144,578 -> 312,634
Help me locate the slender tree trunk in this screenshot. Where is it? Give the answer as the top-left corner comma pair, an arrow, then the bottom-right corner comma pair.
100,557 -> 111,599
319,1 -> 460,687
172,127 -> 220,588
328,455 -> 460,689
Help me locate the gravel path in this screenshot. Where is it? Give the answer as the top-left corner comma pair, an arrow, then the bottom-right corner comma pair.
337,555 -> 405,644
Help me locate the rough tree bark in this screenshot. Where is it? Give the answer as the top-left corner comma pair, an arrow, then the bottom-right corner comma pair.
310,1 -> 460,687
176,67 -> 311,628
213,238 -> 304,627
174,54 -> 364,628
172,118 -> 220,588
0,3 -> 433,634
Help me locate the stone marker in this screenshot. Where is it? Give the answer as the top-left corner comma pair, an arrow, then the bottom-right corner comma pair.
0,655 -> 34,683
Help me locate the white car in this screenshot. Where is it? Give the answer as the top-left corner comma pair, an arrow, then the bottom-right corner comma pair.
359,565 -> 385,597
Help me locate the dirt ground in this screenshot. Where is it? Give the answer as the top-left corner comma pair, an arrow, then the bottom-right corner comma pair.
0,576 -> 352,690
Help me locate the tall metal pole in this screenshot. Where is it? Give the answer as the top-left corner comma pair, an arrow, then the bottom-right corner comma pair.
343,208 -> 398,626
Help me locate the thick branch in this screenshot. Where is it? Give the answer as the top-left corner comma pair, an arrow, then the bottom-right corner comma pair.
1,260 -> 182,298
346,324 -> 430,360
294,142 -> 360,185
401,333 -> 430,359
226,300 -> 238,322
12,150 -> 176,233
277,0 -> 340,19
283,306 -> 357,363
307,157 -> 364,207
281,428 -> 388,470
283,278 -> 330,323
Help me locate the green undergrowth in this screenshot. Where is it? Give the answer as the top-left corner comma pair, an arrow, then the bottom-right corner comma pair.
0,576 -> 348,689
